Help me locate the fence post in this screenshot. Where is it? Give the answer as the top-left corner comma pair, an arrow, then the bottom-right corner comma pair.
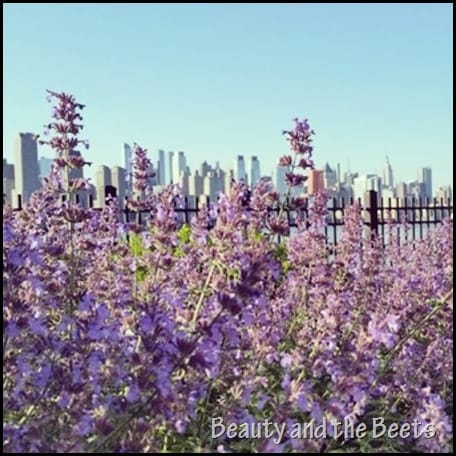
364,190 -> 378,241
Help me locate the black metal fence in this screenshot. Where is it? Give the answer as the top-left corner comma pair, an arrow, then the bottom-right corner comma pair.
5,190 -> 453,248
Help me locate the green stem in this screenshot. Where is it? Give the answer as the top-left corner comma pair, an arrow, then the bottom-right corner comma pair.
191,263 -> 216,327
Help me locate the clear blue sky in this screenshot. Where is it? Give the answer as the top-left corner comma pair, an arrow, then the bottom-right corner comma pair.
3,3 -> 453,190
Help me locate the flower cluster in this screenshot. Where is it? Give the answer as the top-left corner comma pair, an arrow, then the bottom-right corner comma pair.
2,94 -> 453,453
279,117 -> 315,188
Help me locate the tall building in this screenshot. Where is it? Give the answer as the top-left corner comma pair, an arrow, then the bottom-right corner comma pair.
179,167 -> 191,195
94,165 -> 112,208
111,166 -> 127,208
336,163 -> 341,185
38,156 -> 53,180
13,132 -> 41,206
168,151 -> 174,184
323,163 -> 337,189
203,169 -> 225,200
418,167 -> 432,201
436,185 -> 452,202
188,170 -> 204,197
157,149 -> 166,185
235,155 -> 247,184
250,156 -> 261,188
171,151 -> 187,185
408,180 -> 426,201
200,160 -> 212,177
203,171 -> 217,200
274,165 -> 289,199
308,169 -> 325,195
224,169 -> 235,196
353,174 -> 381,201
382,156 -> 394,189
396,182 -> 407,201
124,143 -> 133,196
3,159 -> 15,204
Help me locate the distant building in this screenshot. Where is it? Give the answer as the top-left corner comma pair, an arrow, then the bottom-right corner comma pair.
235,155 -> 247,184
179,167 -> 191,195
382,156 -> 394,189
323,163 -> 337,189
168,151 -> 174,184
343,170 -> 359,186
171,151 -> 186,185
188,170 -> 204,197
407,180 -> 426,201
274,164 -> 289,199
382,187 -> 395,202
111,166 -> 127,208
250,156 -> 261,188
334,183 -> 354,203
202,168 -> 225,200
94,165 -> 112,208
353,174 -> 381,201
3,159 -> 15,204
200,160 -> 212,177
418,167 -> 432,201
123,143 -> 133,197
396,182 -> 408,202
157,149 -> 166,185
38,156 -> 53,180
224,169 -> 235,196
13,132 -> 41,206
436,185 -> 452,202
308,169 -> 325,195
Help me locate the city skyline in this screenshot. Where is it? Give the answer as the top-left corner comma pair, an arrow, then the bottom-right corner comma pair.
3,4 -> 452,191
3,133 -> 452,210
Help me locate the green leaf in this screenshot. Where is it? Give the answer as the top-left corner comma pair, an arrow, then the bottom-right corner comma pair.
129,233 -> 144,257
178,224 -> 192,244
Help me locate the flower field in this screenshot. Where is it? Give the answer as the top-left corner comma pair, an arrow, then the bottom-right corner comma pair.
3,92 -> 453,453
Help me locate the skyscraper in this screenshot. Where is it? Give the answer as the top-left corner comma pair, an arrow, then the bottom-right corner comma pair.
274,165 -> 289,199
3,159 -> 15,204
250,156 -> 261,188
224,169 -> 235,196
353,174 -> 382,201
235,155 -> 247,184
94,165 -> 112,208
188,170 -> 204,197
111,166 -> 127,209
38,156 -> 53,180
172,151 -> 187,185
168,151 -> 174,184
157,149 -> 166,186
13,132 -> 41,206
124,143 -> 133,196
418,167 -> 432,201
323,163 -> 337,188
382,156 -> 394,189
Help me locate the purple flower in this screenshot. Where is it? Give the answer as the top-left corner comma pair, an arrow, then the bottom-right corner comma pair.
280,353 -> 293,369
279,155 -> 293,166
285,172 -> 308,187
74,414 -> 93,437
126,382 -> 140,403
175,419 -> 187,435
28,316 -> 47,337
